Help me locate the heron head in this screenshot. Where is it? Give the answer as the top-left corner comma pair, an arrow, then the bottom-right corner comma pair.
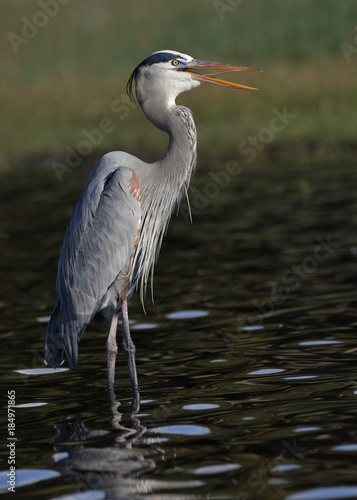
127,50 -> 260,107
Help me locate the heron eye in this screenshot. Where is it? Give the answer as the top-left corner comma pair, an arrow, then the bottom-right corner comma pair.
171,60 -> 179,66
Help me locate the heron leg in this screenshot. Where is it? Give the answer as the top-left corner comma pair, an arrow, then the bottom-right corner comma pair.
107,314 -> 118,390
121,299 -> 139,393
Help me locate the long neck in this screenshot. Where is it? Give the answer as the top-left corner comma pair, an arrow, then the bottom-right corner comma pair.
158,106 -> 197,180
140,94 -> 197,172
138,92 -> 197,202
132,94 -> 197,302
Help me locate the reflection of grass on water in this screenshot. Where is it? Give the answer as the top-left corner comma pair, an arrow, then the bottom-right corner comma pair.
1,0 -> 357,159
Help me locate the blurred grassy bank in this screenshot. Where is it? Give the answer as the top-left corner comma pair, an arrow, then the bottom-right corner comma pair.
1,0 -> 357,165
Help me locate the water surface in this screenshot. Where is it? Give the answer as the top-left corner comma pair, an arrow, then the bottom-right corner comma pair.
1,156 -> 357,499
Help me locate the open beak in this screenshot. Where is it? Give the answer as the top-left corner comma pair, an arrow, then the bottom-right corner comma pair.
181,59 -> 260,90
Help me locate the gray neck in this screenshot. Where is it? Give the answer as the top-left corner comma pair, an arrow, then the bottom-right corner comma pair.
139,93 -> 196,168
157,105 -> 197,176
132,94 -> 197,302
137,90 -> 197,193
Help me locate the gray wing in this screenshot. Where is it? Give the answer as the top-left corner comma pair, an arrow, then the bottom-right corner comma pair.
45,161 -> 141,370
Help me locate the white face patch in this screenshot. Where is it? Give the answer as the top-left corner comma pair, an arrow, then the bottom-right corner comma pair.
131,50 -> 201,109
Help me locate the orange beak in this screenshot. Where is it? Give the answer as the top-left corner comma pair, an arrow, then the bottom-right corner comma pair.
181,59 -> 261,90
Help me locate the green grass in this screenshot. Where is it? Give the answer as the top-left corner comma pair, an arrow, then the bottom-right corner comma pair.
1,0 -> 357,162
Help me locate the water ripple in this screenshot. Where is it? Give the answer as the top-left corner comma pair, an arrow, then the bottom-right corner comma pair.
286,486 -> 357,500
166,310 -> 209,319
150,424 -> 211,436
0,469 -> 60,492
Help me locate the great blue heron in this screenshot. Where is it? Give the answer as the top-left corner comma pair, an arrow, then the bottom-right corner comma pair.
45,50 -> 259,392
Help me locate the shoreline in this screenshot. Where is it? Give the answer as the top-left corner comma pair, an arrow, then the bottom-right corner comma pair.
1,140 -> 356,175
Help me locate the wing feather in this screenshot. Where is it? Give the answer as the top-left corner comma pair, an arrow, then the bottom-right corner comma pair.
45,162 -> 141,369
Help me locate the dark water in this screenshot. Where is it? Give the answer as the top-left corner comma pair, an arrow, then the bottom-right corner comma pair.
1,155 -> 357,499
